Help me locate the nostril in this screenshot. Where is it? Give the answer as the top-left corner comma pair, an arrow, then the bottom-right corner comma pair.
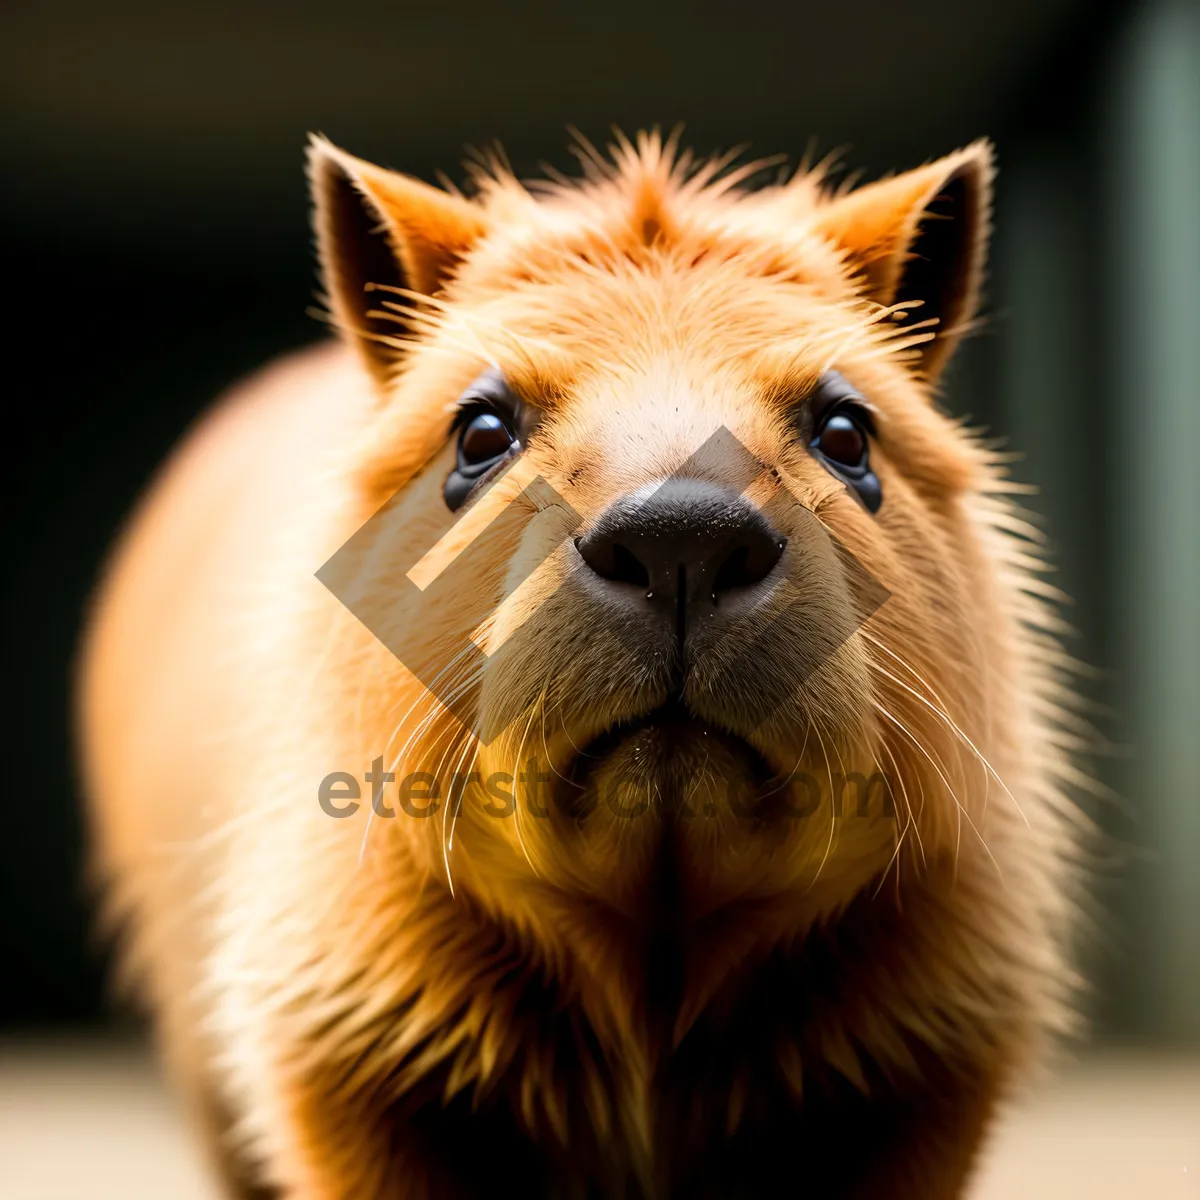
607,543 -> 651,588
712,545 -> 751,595
577,534 -> 651,588
712,533 -> 785,598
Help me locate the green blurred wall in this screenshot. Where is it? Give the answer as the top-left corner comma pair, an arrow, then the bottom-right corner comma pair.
1001,0 -> 1199,1042
1108,0 -> 1200,1043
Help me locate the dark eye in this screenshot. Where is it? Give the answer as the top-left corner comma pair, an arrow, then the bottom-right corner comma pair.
806,372 -> 882,513
445,407 -> 518,510
444,368 -> 525,511
459,411 -> 515,469
813,410 -> 868,470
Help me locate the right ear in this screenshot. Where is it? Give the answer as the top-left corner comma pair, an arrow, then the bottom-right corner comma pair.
809,142 -> 993,383
307,135 -> 488,389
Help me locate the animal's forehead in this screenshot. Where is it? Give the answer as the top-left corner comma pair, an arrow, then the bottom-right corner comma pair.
412,155 -> 909,412
441,221 -> 872,401
465,186 -> 841,294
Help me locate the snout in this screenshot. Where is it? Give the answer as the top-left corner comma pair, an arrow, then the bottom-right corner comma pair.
573,478 -> 787,647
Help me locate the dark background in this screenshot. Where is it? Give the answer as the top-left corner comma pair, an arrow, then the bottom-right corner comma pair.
3,0 -> 1197,1046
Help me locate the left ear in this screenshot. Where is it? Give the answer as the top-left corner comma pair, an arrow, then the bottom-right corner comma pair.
812,141 -> 994,382
307,135 -> 489,390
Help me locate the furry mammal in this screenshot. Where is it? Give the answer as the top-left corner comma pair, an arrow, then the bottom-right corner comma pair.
77,131 -> 1085,1197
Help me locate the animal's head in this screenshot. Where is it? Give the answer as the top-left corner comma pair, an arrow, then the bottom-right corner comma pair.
311,132 -> 1019,945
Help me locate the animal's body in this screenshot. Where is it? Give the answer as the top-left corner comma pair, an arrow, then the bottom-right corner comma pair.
77,132 -> 1085,1198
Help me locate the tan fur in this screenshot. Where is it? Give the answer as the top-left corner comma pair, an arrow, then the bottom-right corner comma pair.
76,131 -> 1089,1198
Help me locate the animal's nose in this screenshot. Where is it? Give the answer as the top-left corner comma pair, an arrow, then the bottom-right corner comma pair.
575,479 -> 785,636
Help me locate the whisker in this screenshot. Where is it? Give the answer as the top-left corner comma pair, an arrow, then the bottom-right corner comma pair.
872,699 -> 1006,888
803,720 -> 839,893
861,640 -> 1030,830
358,644 -> 485,867
868,720 -> 931,898
511,694 -> 546,879
444,731 -> 481,878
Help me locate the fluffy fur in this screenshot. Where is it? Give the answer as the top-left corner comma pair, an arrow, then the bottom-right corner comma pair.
76,130 -> 1091,1198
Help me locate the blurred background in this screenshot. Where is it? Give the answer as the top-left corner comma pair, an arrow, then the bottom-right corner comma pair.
2,0 -> 1197,1195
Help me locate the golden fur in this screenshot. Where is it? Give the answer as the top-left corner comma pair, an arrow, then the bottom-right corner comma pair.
77,131 -> 1090,1197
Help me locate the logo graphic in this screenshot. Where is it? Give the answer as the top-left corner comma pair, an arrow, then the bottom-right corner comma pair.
316,426 -> 889,746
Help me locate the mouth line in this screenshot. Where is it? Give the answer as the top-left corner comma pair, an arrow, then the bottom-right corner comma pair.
575,696 -> 696,762
569,696 -> 775,790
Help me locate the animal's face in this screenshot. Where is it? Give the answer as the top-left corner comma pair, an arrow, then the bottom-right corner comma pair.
312,134 -> 1009,933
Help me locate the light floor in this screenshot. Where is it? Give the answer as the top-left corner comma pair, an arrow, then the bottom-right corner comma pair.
0,1041 -> 1196,1198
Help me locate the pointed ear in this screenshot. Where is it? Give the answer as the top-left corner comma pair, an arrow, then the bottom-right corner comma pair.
307,135 -> 488,389
813,141 -> 993,382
